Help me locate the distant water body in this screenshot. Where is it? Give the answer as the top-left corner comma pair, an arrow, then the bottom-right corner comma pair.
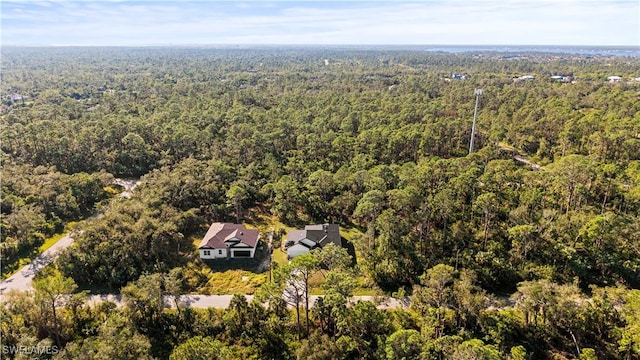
7,44 -> 640,57
424,45 -> 640,57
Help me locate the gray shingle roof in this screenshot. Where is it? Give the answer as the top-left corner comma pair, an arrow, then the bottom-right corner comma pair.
285,224 -> 341,249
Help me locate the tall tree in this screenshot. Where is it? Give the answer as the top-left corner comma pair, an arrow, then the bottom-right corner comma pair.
291,253 -> 320,334
353,189 -> 385,250
226,183 -> 247,223
33,271 -> 77,347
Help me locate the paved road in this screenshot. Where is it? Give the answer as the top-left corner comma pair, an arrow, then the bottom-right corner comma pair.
83,294 -> 407,309
0,178 -> 140,295
1,291 -> 405,310
0,233 -> 76,294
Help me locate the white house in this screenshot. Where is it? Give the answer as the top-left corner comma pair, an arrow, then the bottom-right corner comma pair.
514,75 -> 535,82
607,76 -> 623,83
285,224 -> 342,259
198,222 -> 260,260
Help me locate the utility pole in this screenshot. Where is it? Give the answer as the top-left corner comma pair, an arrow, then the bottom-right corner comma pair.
469,88 -> 483,154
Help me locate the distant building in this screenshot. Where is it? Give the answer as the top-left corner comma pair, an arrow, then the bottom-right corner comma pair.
514,75 -> 536,82
550,75 -> 573,83
607,76 -> 623,83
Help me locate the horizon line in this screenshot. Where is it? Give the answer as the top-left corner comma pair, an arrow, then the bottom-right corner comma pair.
3,43 -> 639,48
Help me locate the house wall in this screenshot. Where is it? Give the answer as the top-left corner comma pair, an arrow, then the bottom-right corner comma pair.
230,248 -> 255,258
287,244 -> 310,259
199,248 -> 227,259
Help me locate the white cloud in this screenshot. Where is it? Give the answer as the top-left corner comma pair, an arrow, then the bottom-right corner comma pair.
1,0 -> 638,45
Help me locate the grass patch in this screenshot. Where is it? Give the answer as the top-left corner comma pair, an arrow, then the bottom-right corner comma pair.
192,236 -> 202,248
498,142 -> 517,152
197,269 -> 268,295
352,276 -> 385,296
1,257 -> 36,279
103,185 -> 122,196
351,288 -> 384,296
272,248 -> 288,266
39,233 -> 65,252
307,269 -> 384,296
1,229 -> 74,280
308,271 -> 327,295
37,220 -> 80,253
340,226 -> 364,242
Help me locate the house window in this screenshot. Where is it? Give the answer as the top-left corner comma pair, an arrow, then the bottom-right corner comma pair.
203,250 -> 211,256
219,250 -> 223,255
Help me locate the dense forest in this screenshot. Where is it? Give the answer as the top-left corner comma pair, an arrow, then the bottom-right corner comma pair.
1,46 -> 639,359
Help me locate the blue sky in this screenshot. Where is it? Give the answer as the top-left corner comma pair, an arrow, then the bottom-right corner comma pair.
1,1 -> 639,46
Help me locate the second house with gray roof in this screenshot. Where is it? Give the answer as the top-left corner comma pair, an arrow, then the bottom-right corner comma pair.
284,224 -> 342,259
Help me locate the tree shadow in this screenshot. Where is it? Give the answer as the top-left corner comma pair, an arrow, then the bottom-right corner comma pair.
342,237 -> 358,267
177,294 -> 199,308
30,252 -> 57,276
